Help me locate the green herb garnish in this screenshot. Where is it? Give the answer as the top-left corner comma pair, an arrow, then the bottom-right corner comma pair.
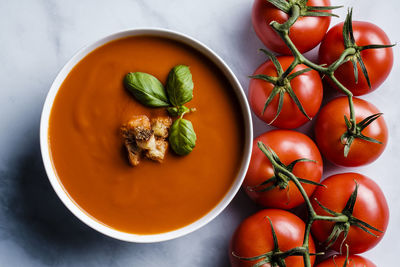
169,118 -> 196,156
124,72 -> 170,107
166,65 -> 194,106
124,65 -> 197,156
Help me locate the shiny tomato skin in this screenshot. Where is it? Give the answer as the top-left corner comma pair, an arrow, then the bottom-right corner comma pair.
316,255 -> 376,267
229,209 -> 316,267
252,0 -> 332,55
249,56 -> 323,129
319,21 -> 393,96
314,96 -> 388,167
244,130 -> 323,209
311,173 -> 389,254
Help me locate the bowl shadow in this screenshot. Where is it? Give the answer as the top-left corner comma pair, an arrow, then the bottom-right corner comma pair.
0,131 -> 126,266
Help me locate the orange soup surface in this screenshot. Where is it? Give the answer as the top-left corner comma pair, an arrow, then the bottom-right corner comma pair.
49,36 -> 244,234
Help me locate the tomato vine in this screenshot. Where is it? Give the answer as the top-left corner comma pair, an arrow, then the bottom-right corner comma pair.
253,1 -> 394,157
233,1 -> 394,266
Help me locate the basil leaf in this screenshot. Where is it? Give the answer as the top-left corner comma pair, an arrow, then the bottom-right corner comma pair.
166,65 -> 194,106
169,118 -> 196,155
167,105 -> 190,117
124,72 -> 170,107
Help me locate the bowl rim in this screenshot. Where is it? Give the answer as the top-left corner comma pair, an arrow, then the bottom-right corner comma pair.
40,27 -> 253,243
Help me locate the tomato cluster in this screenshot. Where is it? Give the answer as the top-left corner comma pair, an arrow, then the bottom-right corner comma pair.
230,0 -> 393,266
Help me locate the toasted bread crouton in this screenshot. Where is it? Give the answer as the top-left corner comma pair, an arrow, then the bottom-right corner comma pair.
124,139 -> 141,166
123,115 -> 152,141
151,116 -> 172,138
146,139 -> 168,162
121,115 -> 172,166
136,134 -> 156,151
120,125 -> 133,140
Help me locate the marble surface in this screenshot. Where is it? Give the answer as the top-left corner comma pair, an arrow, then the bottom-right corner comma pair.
0,0 -> 399,266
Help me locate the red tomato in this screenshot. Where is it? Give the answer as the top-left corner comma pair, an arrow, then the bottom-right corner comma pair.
249,56 -> 323,129
316,255 -> 376,267
319,21 -> 393,96
252,0 -> 332,55
314,96 -> 387,167
229,209 -> 316,267
244,130 -> 323,209
311,173 -> 389,254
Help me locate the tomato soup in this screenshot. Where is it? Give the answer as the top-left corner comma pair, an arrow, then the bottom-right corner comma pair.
48,36 -> 244,234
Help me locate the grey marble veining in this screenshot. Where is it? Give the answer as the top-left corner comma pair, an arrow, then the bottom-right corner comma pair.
0,0 -> 399,266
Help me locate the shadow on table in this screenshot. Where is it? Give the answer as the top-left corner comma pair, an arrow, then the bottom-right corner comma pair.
0,133 -> 126,266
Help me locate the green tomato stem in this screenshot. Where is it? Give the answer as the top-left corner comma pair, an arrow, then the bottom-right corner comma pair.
328,48 -> 356,72
258,143 -> 314,214
268,7 -> 357,265
257,141 -> 352,267
303,252 -> 312,267
244,3 -> 374,267
315,214 -> 349,222
275,4 -> 301,32
270,4 -> 358,133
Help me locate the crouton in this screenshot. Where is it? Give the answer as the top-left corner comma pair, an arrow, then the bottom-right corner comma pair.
151,116 -> 172,138
121,114 -> 172,166
136,134 -> 156,151
151,117 -> 172,138
146,139 -> 168,162
124,139 -> 141,166
123,115 -> 152,141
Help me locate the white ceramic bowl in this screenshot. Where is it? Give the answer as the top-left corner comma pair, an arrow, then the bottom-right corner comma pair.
40,28 -> 253,243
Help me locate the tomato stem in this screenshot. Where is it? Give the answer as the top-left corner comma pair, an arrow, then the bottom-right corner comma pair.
275,4 -> 301,32
269,6 -> 392,156
256,141 -> 355,267
244,2 -> 390,266
270,7 -> 391,162
256,141 -> 328,267
251,49 -> 314,122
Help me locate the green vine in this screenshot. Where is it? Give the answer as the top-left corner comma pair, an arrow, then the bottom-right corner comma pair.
252,1 -> 394,156
233,142 -> 381,267
233,1 -> 393,266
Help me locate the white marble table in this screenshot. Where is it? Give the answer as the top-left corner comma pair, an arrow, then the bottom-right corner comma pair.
0,0 -> 399,266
